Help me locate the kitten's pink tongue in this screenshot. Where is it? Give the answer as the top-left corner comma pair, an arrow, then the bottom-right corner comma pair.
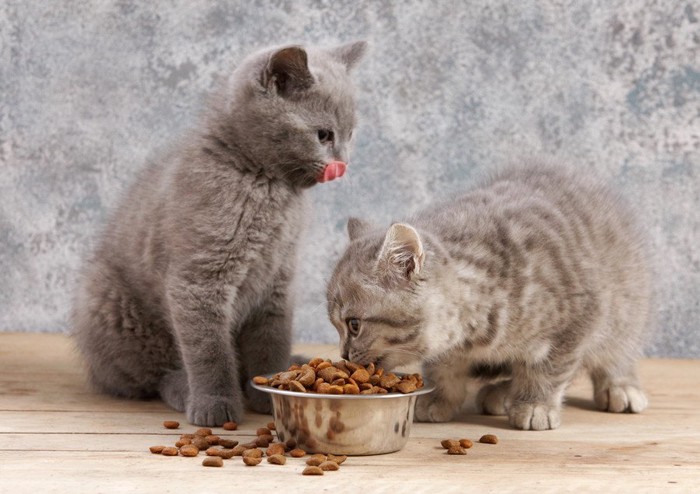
318,161 -> 347,183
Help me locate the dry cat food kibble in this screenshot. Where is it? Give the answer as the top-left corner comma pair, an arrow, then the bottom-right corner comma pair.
267,454 -> 287,465
479,434 -> 499,444
222,421 -> 238,431
161,447 -> 179,456
179,445 -> 199,457
302,465 -> 324,476
202,456 -> 223,467
163,420 -> 180,429
459,439 -> 473,449
447,445 -> 467,455
253,357 -> 425,395
243,456 -> 263,466
148,420 -> 348,474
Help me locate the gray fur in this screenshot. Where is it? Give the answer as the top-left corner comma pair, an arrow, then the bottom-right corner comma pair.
327,163 -> 651,430
71,41 -> 366,426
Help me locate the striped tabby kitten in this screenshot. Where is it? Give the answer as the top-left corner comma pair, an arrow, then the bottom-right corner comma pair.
72,41 -> 367,426
327,164 -> 650,430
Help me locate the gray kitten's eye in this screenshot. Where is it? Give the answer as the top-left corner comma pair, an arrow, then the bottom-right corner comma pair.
346,318 -> 361,336
317,129 -> 334,143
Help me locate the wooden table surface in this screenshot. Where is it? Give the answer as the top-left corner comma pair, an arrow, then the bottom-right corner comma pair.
1,333 -> 698,493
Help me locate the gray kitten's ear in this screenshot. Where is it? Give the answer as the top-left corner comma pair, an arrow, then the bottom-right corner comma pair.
262,46 -> 314,95
330,40 -> 368,71
376,223 -> 425,287
347,217 -> 374,240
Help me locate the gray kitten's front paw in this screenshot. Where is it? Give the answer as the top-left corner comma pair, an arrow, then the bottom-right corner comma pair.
594,384 -> 647,413
414,394 -> 455,422
509,402 -> 561,430
187,394 -> 242,427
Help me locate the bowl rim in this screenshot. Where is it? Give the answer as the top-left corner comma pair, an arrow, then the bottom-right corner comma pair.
250,373 -> 434,400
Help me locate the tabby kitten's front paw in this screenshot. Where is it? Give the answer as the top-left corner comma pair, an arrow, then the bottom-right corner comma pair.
414,395 -> 455,422
187,394 -> 242,427
508,402 -> 561,430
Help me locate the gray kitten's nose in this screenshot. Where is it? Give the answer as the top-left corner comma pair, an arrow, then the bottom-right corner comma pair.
341,348 -> 349,360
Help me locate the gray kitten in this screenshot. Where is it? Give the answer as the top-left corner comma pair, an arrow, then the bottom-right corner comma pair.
327,164 -> 650,430
72,41 -> 367,426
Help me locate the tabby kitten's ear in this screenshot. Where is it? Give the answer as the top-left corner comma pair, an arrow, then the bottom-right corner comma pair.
376,223 -> 425,288
347,217 -> 374,240
262,46 -> 314,96
330,40 -> 368,72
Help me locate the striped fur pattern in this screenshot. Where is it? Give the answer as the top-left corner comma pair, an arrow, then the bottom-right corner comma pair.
71,41 -> 366,426
327,164 -> 651,430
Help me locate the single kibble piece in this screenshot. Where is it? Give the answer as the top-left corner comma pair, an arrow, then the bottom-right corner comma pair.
327,454 -> 347,465
267,421 -> 276,431
219,439 -> 238,449
252,376 -> 269,385
195,428 -> 213,437
319,461 -> 340,471
285,438 -> 297,450
222,421 -> 238,431
256,427 -> 271,436
240,441 -> 258,449
255,435 -> 273,447
243,456 -> 262,466
205,435 -> 220,445
175,438 -> 192,448
192,437 -> 209,450
149,445 -> 165,454
266,443 -> 285,457
267,454 -> 287,465
202,457 -> 223,467
302,466 -> 324,476
180,433 -> 195,440
479,434 -> 499,445
459,439 -> 474,449
242,448 -> 263,459
161,447 -> 179,456
179,445 -> 199,457
306,454 -> 327,466
441,439 -> 460,449
218,449 -> 236,460
230,445 -> 247,456
205,447 -> 222,457
447,445 -> 467,455
163,420 -> 180,429
290,448 -> 306,458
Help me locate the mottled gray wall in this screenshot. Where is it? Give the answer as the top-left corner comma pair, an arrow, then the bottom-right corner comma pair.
1,1 -> 698,357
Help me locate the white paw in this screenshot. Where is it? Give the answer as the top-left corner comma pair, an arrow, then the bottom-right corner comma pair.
595,385 -> 648,413
509,402 -> 561,430
415,395 -> 456,423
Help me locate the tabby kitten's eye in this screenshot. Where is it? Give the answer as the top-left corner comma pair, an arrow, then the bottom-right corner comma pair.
317,129 -> 334,143
346,318 -> 361,336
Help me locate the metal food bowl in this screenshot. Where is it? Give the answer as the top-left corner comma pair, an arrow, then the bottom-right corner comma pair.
251,376 -> 433,455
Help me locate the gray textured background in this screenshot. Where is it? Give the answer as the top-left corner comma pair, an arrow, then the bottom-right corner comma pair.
1,1 -> 698,357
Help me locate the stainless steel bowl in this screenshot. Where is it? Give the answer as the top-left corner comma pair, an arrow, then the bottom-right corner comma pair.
251,377 -> 433,455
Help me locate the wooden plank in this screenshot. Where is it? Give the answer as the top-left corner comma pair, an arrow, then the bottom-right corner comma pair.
1,333 -> 700,493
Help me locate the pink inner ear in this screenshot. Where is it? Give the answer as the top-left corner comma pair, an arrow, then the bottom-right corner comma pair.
318,161 -> 347,183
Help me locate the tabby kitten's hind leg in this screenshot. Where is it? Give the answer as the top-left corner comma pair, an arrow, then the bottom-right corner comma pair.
476,380 -> 511,416
591,367 -> 648,413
